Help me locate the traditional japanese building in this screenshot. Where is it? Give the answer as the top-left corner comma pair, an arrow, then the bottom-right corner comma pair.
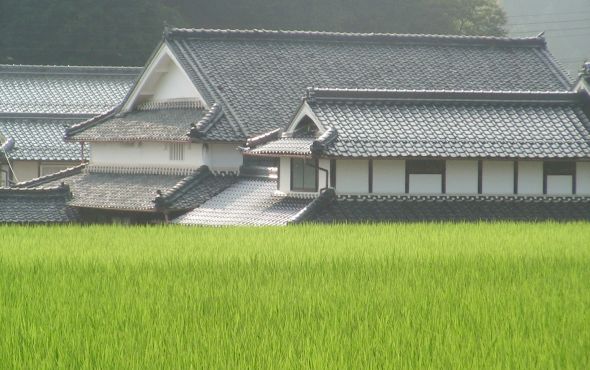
6,28 -> 590,224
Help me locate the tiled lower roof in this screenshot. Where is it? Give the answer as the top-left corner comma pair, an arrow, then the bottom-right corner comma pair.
21,165 -> 235,212
0,185 -> 78,223
0,115 -> 89,161
69,107 -> 205,142
248,138 -> 314,156
305,194 -> 590,222
173,178 -> 313,226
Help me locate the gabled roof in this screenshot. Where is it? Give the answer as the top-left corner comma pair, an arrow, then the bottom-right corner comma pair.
0,185 -> 78,223
164,28 -> 572,141
0,114 -> 89,161
16,165 -> 236,212
248,89 -> 590,159
0,65 -> 141,115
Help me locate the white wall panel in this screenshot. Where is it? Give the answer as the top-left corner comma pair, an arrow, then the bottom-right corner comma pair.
336,160 -> 369,193
209,144 -> 242,172
318,159 -> 330,190
12,160 -> 39,182
547,175 -> 573,195
517,161 -> 543,194
91,142 -> 203,168
482,161 -> 514,194
577,162 -> 590,195
446,160 -> 478,194
409,174 -> 442,194
372,160 -> 405,193
279,157 -> 291,193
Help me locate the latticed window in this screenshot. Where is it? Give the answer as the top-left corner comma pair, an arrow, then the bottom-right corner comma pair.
168,143 -> 185,161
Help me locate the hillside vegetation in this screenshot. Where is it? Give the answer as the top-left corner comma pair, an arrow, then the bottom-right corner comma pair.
0,223 -> 588,368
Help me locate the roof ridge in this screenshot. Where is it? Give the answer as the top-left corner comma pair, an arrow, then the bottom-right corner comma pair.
153,165 -> 212,209
305,88 -> 581,104
13,164 -> 86,188
0,113 -> 95,120
0,64 -> 142,75
190,103 -> 224,137
165,28 -> 546,48
0,184 -> 70,196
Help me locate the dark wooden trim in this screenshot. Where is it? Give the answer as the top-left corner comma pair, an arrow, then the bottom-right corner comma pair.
573,163 -> 577,195
277,158 -> 281,190
477,160 -> 483,194
330,159 -> 336,188
405,165 -> 410,194
315,158 -> 319,192
441,160 -> 446,194
368,159 -> 373,193
513,161 -> 518,194
290,158 -> 294,191
543,162 -> 547,194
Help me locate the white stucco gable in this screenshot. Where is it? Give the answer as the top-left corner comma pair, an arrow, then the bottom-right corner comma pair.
122,43 -> 208,112
283,102 -> 325,136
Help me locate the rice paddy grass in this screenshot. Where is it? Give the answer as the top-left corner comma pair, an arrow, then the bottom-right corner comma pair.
0,223 -> 589,369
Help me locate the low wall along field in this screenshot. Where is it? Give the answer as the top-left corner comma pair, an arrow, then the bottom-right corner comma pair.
0,223 -> 589,368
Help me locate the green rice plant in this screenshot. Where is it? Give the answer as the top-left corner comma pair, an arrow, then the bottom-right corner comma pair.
0,223 -> 588,369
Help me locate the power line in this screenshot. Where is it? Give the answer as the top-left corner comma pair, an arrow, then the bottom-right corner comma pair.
512,25 -> 590,34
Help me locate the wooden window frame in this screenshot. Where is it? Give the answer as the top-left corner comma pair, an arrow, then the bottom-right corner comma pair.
290,158 -> 319,192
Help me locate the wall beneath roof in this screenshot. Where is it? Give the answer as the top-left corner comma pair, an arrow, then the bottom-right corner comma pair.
482,160 -> 514,194
577,162 -> 590,195
276,157 -> 590,196
336,159 -> 369,193
446,160 -> 478,194
208,143 -> 243,172
517,161 -> 543,194
90,142 -> 204,168
372,160 -> 405,193
12,160 -> 39,182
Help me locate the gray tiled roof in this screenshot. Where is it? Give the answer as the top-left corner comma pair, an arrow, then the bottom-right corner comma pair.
19,165 -> 235,212
0,65 -> 141,115
305,194 -> 590,223
250,89 -> 590,159
165,28 -> 572,140
0,114 -> 89,160
0,185 -> 79,223
69,107 -> 205,142
174,178 -> 313,226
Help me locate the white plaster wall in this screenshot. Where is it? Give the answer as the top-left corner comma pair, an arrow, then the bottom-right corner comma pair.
279,157 -> 291,194
445,160 -> 478,194
13,160 -> 39,182
208,144 -> 242,172
151,61 -> 200,102
90,142 -> 203,168
517,161 -> 543,195
336,159 -> 369,193
577,162 -> 590,195
409,174 -> 442,194
482,161 -> 514,194
372,160 -> 405,193
318,158 -> 330,190
0,164 -> 8,186
547,175 -> 573,195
